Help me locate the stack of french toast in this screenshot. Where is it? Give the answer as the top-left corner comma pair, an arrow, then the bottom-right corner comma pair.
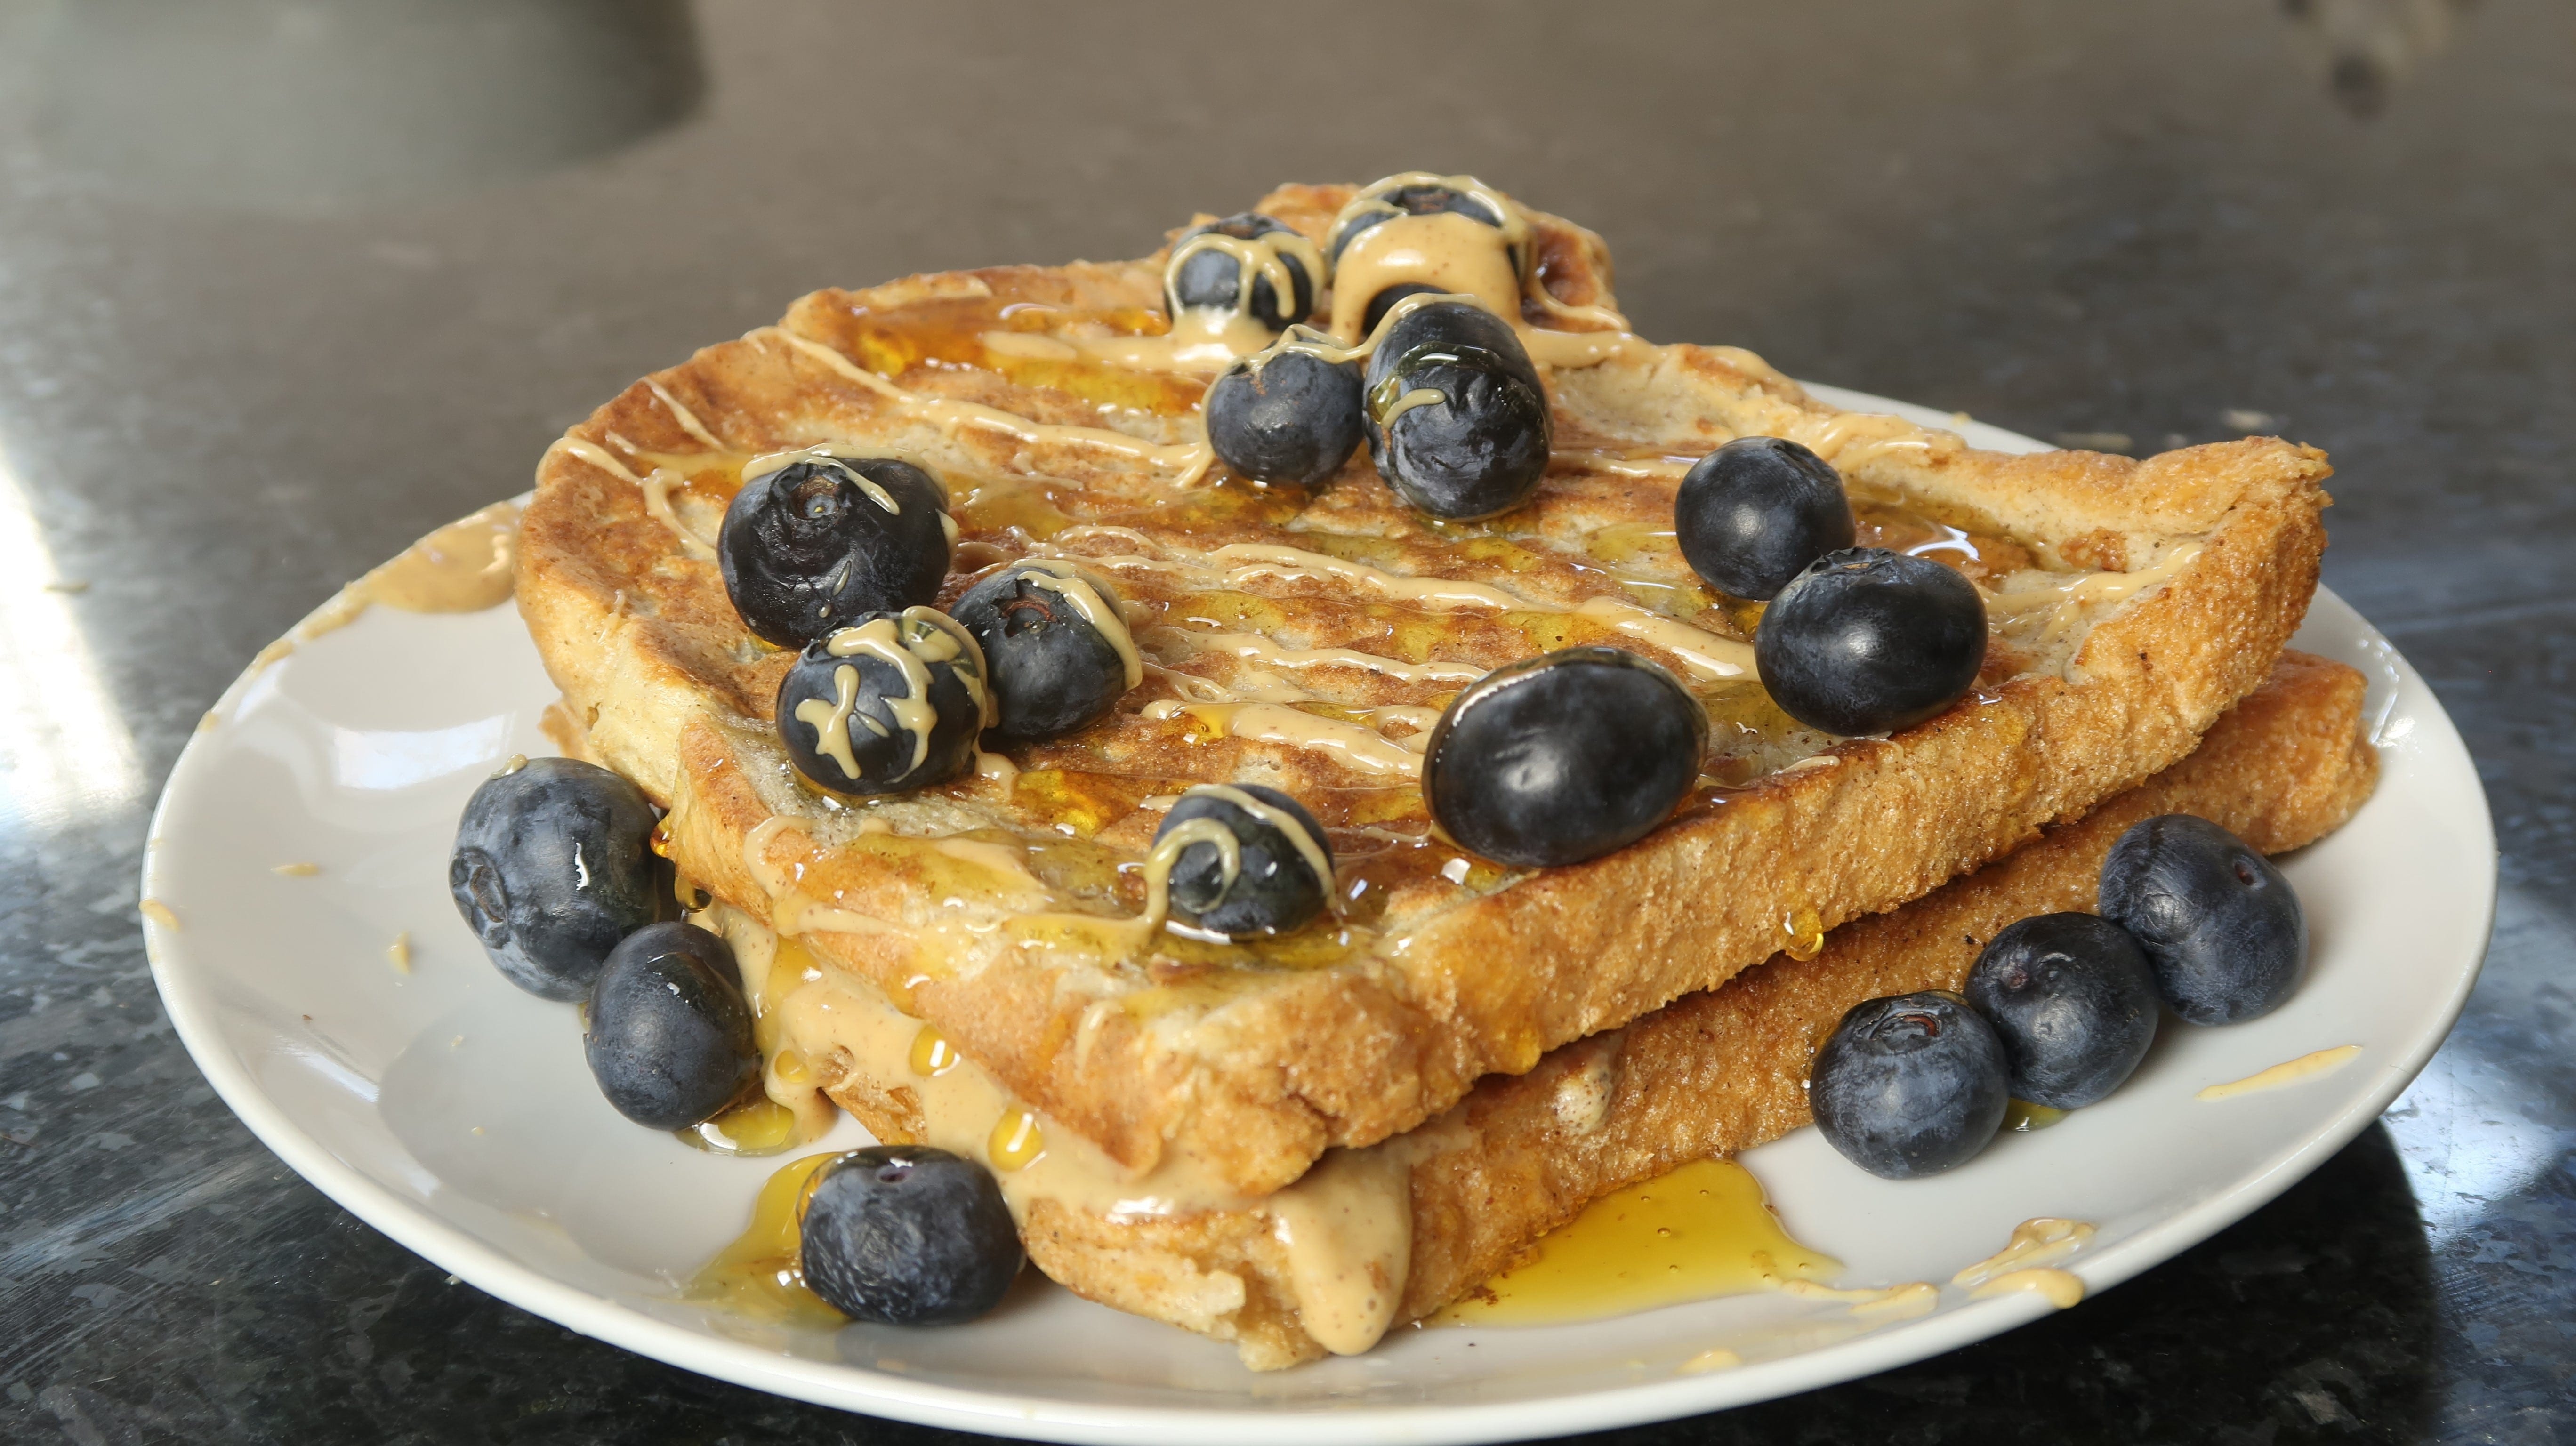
497,175 -> 2368,1368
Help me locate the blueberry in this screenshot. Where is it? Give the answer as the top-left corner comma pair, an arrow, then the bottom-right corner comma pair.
1754,547 -> 1987,737
719,454 -> 955,648
775,608 -> 994,795
800,1145 -> 1023,1326
1674,437 -> 1858,601
950,560 -> 1139,740
2098,815 -> 2306,1025
1360,281 -> 1445,339
1361,299 -> 1552,520
448,757 -> 669,1001
1810,991 -> 2010,1180
1422,646 -> 1707,868
582,921 -> 759,1130
1166,212 -> 1315,330
1964,913 -> 2161,1109
1205,346 -> 1365,488
1153,784 -> 1334,936
1328,179 -> 1509,265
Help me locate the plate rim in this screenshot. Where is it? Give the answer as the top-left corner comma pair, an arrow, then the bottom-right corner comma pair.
140,394 -> 2498,1445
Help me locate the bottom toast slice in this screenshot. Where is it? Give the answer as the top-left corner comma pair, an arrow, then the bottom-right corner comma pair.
705,651 -> 2377,1368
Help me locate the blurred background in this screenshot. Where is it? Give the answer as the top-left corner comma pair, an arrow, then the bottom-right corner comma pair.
0,2 -> 2567,1441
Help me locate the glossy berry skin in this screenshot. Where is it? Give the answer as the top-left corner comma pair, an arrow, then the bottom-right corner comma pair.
2098,815 -> 2306,1025
582,922 -> 758,1130
1155,784 -> 1333,936
1167,212 -> 1314,330
1422,646 -> 1707,868
1964,913 -> 2161,1109
775,610 -> 991,796
1205,349 -> 1365,488
1810,991 -> 2010,1180
449,757 -> 668,1001
800,1145 -> 1023,1326
718,455 -> 954,648
1360,281 -> 1444,339
1755,548 -> 1988,737
1674,437 -> 1858,601
950,562 -> 1136,740
1328,181 -> 1508,264
1361,300 -> 1552,520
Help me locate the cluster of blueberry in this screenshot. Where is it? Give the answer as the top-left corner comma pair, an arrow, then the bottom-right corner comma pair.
447,760 -> 1028,1325
1810,814 -> 2308,1180
1191,185 -> 1551,519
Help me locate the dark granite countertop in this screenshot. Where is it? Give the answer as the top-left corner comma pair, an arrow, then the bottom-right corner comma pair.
2,3 -> 2568,1441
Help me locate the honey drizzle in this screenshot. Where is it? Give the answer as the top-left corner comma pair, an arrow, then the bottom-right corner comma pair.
1433,1158 -> 1837,1327
756,325 -> 1217,486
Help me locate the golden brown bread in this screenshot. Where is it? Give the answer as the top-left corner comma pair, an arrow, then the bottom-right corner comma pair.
517,181 -> 2333,1199
814,651 -> 2370,1367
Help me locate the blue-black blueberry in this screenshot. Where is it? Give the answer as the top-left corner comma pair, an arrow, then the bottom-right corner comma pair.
1964,912 -> 2161,1109
1421,646 -> 1707,868
1674,437 -> 1858,601
1754,547 -> 1987,737
1153,784 -> 1334,936
799,1145 -> 1023,1325
775,608 -> 993,796
1360,282 -> 1445,340
1810,990 -> 2010,1180
1205,346 -> 1365,488
718,454 -> 954,648
448,756 -> 668,1001
582,921 -> 758,1130
1166,212 -> 1315,331
1361,299 -> 1551,521
950,560 -> 1139,741
2098,814 -> 2306,1025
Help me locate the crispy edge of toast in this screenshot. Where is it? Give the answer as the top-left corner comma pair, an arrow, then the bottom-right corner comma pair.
821,651 -> 2377,1367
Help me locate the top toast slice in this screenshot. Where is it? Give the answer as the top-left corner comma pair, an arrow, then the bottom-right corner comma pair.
517,181 -> 2331,1197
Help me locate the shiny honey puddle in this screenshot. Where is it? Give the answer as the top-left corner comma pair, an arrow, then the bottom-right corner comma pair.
1432,1158 -> 1838,1326
686,1151 -> 846,1326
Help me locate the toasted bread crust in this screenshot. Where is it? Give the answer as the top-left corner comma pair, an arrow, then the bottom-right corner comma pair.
840,652 -> 2374,1367
520,183 -> 2331,1198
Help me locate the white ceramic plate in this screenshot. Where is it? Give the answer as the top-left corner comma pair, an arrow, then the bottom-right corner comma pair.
143,391 -> 2495,1445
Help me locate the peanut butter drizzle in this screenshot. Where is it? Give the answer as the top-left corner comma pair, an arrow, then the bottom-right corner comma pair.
1952,1217 -> 2096,1288
1988,542 -> 2206,648
1079,539 -> 1759,682
1321,172 -> 1634,363
1140,699 -> 1425,778
756,325 -> 1218,486
645,378 -> 728,450
354,500 -> 522,614
1162,629 -> 1486,686
2196,1044 -> 2362,1101
1968,1268 -> 2085,1309
547,435 -> 723,558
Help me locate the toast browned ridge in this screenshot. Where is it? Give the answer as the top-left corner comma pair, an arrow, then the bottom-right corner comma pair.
760,650 -> 2375,1366
517,180 -> 2333,1202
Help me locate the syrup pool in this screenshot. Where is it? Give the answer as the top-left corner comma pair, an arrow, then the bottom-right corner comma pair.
1433,1159 -> 1837,1327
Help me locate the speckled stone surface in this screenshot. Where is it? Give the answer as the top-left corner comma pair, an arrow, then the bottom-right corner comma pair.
1,2 -> 2569,1442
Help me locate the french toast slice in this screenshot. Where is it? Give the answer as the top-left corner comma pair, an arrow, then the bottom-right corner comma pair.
707,651 -> 2377,1367
517,181 -> 2332,1199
